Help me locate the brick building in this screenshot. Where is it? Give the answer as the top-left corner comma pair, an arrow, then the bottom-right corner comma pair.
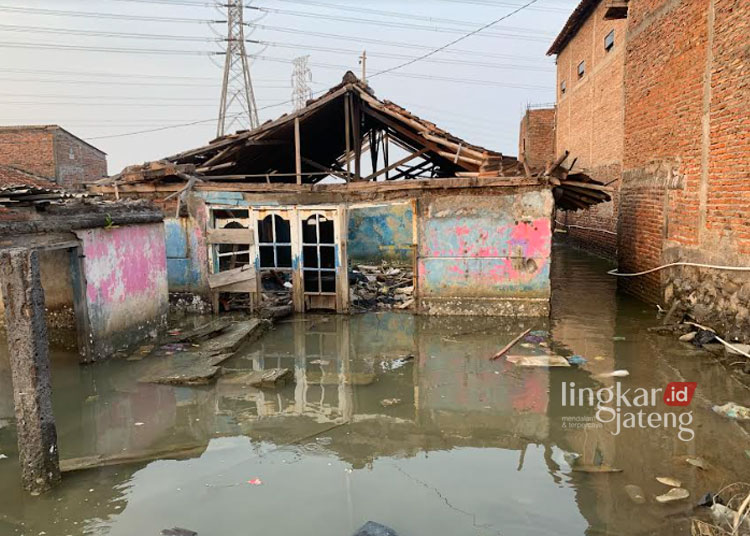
545,0 -> 750,338
0,125 -> 107,190
547,0 -> 628,259
518,106 -> 556,171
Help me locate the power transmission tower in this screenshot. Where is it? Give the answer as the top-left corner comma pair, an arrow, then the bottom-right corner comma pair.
291,55 -> 312,111
217,0 -> 259,137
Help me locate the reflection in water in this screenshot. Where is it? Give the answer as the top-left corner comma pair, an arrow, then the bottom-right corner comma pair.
0,242 -> 749,535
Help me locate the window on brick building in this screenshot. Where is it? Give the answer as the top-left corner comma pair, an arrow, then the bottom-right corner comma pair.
577,61 -> 585,78
560,80 -> 566,94
604,29 -> 615,52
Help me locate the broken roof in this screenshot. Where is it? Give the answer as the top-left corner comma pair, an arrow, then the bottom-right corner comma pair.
111,72 -> 521,185
0,165 -> 56,189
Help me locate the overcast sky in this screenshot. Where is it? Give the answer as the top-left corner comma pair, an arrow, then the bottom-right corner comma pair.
0,0 -> 577,174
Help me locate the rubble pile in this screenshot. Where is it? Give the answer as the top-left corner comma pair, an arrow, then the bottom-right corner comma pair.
350,262 -> 414,310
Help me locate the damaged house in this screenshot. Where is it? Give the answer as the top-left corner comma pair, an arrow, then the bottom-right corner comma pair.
93,73 -> 610,318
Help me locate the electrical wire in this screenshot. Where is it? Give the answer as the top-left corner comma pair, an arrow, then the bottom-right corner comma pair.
371,0 -> 542,78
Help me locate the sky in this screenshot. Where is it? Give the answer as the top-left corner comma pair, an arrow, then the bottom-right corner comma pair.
0,0 -> 578,174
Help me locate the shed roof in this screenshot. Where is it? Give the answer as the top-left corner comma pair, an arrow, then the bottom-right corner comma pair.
0,165 -> 56,189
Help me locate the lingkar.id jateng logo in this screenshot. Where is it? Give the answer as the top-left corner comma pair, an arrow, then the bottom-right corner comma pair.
561,381 -> 697,441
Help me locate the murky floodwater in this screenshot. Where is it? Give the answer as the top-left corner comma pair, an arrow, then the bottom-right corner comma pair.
1,242 -> 748,536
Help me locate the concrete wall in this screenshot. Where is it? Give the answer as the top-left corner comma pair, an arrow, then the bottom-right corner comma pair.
0,249 -> 74,317
518,108 -> 556,170
553,0 -> 627,259
416,189 -> 554,316
620,0 -> 750,338
165,216 -> 209,294
347,202 -> 414,265
76,223 -> 169,360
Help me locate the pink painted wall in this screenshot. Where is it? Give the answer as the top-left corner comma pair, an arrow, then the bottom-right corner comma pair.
76,223 -> 169,359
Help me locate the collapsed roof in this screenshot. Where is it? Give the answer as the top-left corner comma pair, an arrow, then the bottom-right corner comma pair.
101,72 -> 611,210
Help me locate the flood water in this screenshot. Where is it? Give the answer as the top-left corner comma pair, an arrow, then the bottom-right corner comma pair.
1,242 -> 749,536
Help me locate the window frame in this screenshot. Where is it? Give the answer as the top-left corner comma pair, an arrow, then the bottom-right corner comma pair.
577,61 -> 585,78
604,29 -> 615,52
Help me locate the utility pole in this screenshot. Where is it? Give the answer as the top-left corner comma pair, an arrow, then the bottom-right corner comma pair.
359,50 -> 367,83
291,55 -> 312,111
217,0 -> 259,138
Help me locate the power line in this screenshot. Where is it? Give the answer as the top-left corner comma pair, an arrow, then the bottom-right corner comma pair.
0,41 -> 219,56
0,67 -> 287,83
372,0 -> 542,78
0,5 -> 221,23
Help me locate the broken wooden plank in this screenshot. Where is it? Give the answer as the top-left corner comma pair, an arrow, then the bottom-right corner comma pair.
208,265 -> 255,290
200,319 -> 269,356
170,319 -> 233,343
490,328 -> 531,361
139,358 -> 220,385
206,228 -> 253,245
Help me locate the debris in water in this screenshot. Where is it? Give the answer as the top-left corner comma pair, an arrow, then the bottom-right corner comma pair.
161,529 -> 197,536
247,478 -> 262,486
572,464 -> 623,473
84,395 -> 99,404
0,454 -> 7,460
350,263 -> 414,310
679,331 -> 697,342
655,488 -> 690,503
506,354 -> 571,367
380,398 -> 401,407
612,336 -> 626,341
597,370 -> 630,378
353,521 -> 399,536
685,456 -> 706,470
134,422 -> 144,426
491,328 -> 531,360
692,329 -> 716,347
567,355 -> 587,365
696,492 -> 724,508
594,356 -> 605,361
624,484 -> 646,504
380,354 -> 415,371
657,476 -> 682,487
529,330 -> 548,337
310,359 -> 330,366
712,402 -> 750,421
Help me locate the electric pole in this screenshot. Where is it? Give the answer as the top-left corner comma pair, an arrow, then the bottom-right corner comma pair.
359,50 -> 367,83
217,0 -> 259,138
291,55 -> 312,111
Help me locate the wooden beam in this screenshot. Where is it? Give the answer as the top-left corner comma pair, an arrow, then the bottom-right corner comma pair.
302,157 -> 352,182
208,265 -> 255,290
436,151 -> 483,167
344,94 -> 351,176
206,228 -> 254,245
364,149 -> 427,181
294,117 -> 302,185
352,95 -> 361,181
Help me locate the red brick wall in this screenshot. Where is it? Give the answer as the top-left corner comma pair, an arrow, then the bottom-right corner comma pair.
620,0 -> 750,337
518,108 -> 556,170
0,127 -> 107,189
0,129 -> 56,179
553,0 -> 627,259
54,129 -> 108,189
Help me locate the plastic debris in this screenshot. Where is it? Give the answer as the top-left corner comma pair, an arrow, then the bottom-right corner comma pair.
506,354 -> 571,367
161,529 -> 197,536
0,454 -> 7,460
529,330 -> 549,337
711,503 -> 750,530
692,329 -> 716,347
380,398 -> 401,407
655,488 -> 690,503
247,478 -> 262,485
380,355 -> 414,371
567,355 -> 587,365
712,402 -> 750,421
524,335 -> 545,344
679,331 -> 697,342
624,484 -> 646,504
696,492 -> 724,508
656,476 -> 682,487
353,521 -> 398,536
597,370 -> 630,378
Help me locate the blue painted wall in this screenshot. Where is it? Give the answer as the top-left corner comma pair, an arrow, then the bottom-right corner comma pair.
348,203 -> 413,265
165,217 -> 208,294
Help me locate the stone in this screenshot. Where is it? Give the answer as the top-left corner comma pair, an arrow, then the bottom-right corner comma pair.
0,249 -> 61,494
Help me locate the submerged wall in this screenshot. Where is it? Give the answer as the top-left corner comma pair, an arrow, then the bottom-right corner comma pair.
347,202 -> 414,265
76,223 -> 169,360
165,216 -> 209,295
416,189 -> 554,316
